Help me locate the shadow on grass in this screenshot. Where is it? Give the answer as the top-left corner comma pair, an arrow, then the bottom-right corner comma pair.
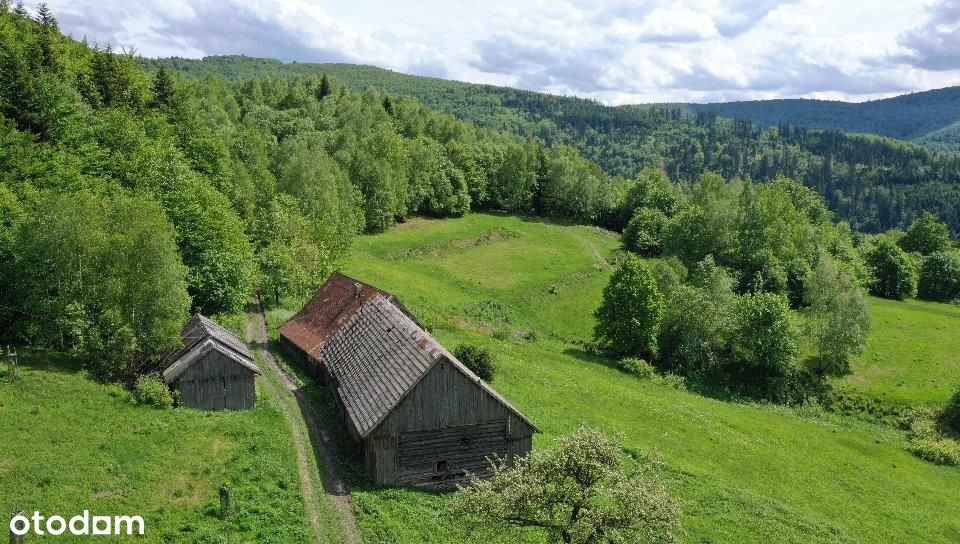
561,345 -> 763,405
4,347 -> 85,376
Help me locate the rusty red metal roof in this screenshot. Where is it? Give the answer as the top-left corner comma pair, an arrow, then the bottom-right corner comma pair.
280,272 -> 418,362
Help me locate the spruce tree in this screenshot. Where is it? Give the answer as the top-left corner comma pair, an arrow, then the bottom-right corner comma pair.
152,65 -> 176,108
35,2 -> 57,29
317,73 -> 332,100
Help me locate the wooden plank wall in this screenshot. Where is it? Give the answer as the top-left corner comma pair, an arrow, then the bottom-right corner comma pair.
175,350 -> 256,410
365,358 -> 535,485
374,359 -> 536,439
397,421 -> 507,485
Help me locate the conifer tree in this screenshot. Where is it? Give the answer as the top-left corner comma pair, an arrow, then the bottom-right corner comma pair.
151,65 -> 176,108
382,94 -> 394,116
35,2 -> 57,29
317,73 -> 332,100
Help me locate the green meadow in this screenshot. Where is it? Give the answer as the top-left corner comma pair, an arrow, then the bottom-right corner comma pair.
844,296 -> 960,406
0,350 -> 315,543
328,213 -> 960,544
5,212 -> 959,544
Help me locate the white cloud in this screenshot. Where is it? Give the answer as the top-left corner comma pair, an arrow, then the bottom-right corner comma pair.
42,0 -> 960,104
610,7 -> 721,43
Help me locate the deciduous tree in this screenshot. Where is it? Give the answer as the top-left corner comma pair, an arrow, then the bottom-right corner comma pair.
450,426 -> 680,544
594,255 -> 664,357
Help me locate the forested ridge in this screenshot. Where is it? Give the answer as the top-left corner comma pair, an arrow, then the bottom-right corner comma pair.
0,5 -> 662,380
685,87 -> 960,142
2,4 -> 958,398
155,56 -> 960,235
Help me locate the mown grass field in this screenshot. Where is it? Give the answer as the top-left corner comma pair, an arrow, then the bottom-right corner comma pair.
321,212 -> 960,544
0,348 -> 316,543
844,296 -> 960,405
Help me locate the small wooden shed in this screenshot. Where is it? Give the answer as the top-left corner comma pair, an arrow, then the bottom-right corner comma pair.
281,273 -> 538,486
162,315 -> 261,411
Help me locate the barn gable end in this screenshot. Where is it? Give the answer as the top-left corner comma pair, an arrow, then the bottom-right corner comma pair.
161,315 -> 261,411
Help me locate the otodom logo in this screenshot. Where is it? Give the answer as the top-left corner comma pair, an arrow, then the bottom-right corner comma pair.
9,511 -> 144,537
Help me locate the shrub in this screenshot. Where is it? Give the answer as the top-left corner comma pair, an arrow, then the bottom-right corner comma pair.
133,375 -> 175,409
622,208 -> 667,256
655,373 -> 687,390
908,437 -> 960,467
617,357 -> 657,379
918,251 -> 960,302
453,344 -> 498,382
594,255 -> 664,357
865,237 -> 918,300
943,387 -> 960,433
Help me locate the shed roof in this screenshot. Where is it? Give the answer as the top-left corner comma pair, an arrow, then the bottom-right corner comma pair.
279,272 -> 418,362
319,293 -> 538,438
162,314 -> 260,383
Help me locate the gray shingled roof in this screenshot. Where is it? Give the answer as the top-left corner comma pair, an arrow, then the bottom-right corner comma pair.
161,315 -> 260,383
320,294 -> 537,437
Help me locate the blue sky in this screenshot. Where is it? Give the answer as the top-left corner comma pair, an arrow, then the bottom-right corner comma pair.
42,0 -> 960,104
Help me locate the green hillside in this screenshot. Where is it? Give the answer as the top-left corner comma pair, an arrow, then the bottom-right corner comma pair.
915,121 -> 960,155
291,213 -> 960,544
687,87 -> 960,143
0,349 -> 318,543
153,56 -> 960,235
845,297 -> 960,405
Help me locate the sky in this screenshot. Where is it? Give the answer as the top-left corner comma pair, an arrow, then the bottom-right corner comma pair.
41,0 -> 960,105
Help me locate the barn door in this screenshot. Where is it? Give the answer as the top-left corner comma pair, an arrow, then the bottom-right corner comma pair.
397,420 -> 507,486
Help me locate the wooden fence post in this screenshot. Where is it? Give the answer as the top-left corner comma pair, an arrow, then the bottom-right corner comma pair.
219,485 -> 232,544
5,346 -> 17,383
9,509 -> 25,544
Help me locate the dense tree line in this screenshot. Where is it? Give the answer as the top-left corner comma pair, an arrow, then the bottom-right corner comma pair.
599,173 -> 958,400
598,173 -> 875,401
0,6 -> 626,381
153,56 -> 960,236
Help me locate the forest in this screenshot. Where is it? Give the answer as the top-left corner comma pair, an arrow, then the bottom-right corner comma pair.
2,5 -> 959,392
0,5 -> 637,382
155,56 -> 960,235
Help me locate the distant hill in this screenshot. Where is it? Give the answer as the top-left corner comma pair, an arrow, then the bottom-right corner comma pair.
686,87 -> 960,150
152,56 -> 960,234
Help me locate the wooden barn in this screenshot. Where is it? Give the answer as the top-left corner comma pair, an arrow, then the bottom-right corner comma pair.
162,314 -> 261,411
281,273 -> 538,486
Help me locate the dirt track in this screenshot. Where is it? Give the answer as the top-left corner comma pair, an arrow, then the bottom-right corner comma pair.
246,299 -> 361,543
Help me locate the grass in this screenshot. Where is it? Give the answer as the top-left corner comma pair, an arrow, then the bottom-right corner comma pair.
844,296 -> 960,406
314,212 -> 960,544
0,348 -> 312,543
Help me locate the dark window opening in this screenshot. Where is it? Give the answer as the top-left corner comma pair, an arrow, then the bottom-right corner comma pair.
436,460 -> 448,473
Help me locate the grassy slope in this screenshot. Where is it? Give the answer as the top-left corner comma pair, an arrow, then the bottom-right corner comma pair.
0,350 -> 313,543
334,213 -> 960,544
845,296 -> 960,405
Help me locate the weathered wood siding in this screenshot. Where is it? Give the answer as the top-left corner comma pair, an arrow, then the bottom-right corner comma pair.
364,358 -> 535,485
174,350 -> 257,410
279,335 -> 326,384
